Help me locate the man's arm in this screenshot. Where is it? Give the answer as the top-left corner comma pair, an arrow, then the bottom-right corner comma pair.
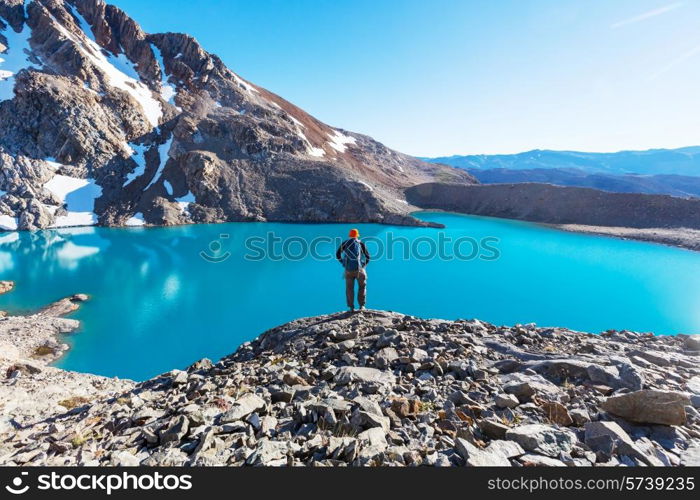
360,241 -> 371,266
336,241 -> 345,263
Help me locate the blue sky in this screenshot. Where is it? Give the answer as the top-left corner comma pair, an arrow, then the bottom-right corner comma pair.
111,0 -> 700,156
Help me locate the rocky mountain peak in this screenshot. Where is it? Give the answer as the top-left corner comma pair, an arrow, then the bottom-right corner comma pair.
0,0 -> 473,231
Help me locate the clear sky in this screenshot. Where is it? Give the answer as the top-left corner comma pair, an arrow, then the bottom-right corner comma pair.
110,0 -> 700,157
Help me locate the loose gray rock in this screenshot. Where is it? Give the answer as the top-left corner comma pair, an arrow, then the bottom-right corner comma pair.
2,304 -> 698,468
159,415 -> 189,444
505,424 -> 575,457
495,393 -> 520,409
334,366 -> 395,386
584,421 -> 663,466
219,393 -> 266,423
600,390 -> 689,426
455,438 -> 511,466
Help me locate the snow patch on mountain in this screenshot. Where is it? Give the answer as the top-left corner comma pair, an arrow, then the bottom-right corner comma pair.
176,191 -> 195,214
328,130 -> 356,153
290,117 -> 325,158
144,135 -> 174,190
123,143 -> 149,186
233,73 -> 258,95
125,212 -> 145,226
150,43 -> 177,106
44,174 -> 102,228
59,6 -> 162,127
0,215 -> 18,231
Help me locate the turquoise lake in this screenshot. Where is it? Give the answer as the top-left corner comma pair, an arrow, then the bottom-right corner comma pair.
1,211 -> 699,381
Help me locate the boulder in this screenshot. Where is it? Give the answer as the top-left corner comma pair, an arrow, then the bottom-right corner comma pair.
357,427 -> 389,459
282,372 -> 308,386
505,424 -> 575,457
586,433 -> 615,460
528,359 -> 590,379
486,440 -> 525,458
501,373 -> 563,401
248,440 -> 289,466
600,390 -> 689,426
111,450 -> 141,467
478,419 -> 509,439
586,364 -> 621,388
584,421 -> 663,466
519,454 -> 567,466
628,349 -> 671,367
159,415 -> 189,444
334,367 -> 395,386
680,443 -> 700,466
495,393 -> 520,409
569,408 -> 591,426
219,393 -> 266,423
687,376 -> 700,396
540,401 -> 573,426
684,335 -> 700,352
374,347 -> 398,369
170,370 -> 188,385
615,362 -> 645,391
391,398 -> 420,419
691,395 -> 700,409
351,410 -> 390,432
6,362 -> 42,377
357,427 -> 388,453
455,438 -> 511,466
0,281 -> 14,295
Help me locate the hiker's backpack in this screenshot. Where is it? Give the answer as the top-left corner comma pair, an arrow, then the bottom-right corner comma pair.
342,239 -> 363,271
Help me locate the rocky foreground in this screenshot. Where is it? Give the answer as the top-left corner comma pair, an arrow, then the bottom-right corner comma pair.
1,301 -> 700,467
0,288 -> 133,431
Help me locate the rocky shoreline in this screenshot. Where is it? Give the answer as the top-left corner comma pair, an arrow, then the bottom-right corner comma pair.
1,294 -> 699,467
0,287 -> 134,430
552,224 -> 700,252
406,182 -> 700,252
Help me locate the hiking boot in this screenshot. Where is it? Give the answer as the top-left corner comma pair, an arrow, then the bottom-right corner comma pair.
359,305 -> 365,311
348,307 -> 355,313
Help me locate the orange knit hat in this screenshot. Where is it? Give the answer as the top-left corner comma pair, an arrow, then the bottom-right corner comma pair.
349,228 -> 360,238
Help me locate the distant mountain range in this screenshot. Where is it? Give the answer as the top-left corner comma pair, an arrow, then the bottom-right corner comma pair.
424,147 -> 700,176
423,147 -> 700,198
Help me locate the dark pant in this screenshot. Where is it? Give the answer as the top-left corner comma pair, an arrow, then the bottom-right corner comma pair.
345,269 -> 367,308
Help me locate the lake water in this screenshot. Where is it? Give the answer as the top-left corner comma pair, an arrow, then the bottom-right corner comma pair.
1,212 -> 699,380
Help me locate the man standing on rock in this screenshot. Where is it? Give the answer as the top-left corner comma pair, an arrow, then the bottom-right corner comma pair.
336,229 -> 371,312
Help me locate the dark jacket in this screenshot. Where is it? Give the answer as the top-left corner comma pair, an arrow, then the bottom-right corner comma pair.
336,238 -> 371,267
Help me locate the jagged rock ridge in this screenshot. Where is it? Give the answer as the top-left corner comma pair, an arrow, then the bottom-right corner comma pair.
1,308 -> 699,466
0,0 -> 474,230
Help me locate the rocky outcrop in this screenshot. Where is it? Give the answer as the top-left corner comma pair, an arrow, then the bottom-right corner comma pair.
0,280 -> 13,294
0,0 -> 474,232
0,292 -> 134,429
405,183 -> 700,230
1,308 -> 698,467
405,182 -> 700,250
